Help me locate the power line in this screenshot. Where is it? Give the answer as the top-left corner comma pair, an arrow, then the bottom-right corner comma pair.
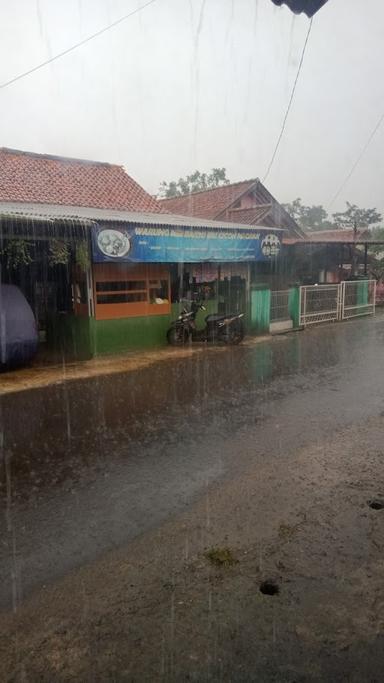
329,111 -> 384,208
263,17 -> 313,184
0,0 -> 158,90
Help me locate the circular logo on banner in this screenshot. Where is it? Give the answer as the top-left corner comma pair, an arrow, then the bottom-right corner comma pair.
97,229 -> 131,258
261,234 -> 281,258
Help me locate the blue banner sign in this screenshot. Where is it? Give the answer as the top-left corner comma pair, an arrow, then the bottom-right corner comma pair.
92,225 -> 281,263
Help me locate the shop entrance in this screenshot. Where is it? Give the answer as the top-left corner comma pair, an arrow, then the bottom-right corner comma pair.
169,262 -> 247,315
218,270 -> 247,315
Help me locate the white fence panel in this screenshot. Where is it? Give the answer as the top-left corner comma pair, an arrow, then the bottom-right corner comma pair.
270,290 -> 290,322
340,280 -> 376,320
299,284 -> 341,327
299,281 -> 377,327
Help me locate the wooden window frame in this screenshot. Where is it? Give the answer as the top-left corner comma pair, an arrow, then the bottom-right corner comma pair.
93,263 -> 171,320
73,265 -> 89,317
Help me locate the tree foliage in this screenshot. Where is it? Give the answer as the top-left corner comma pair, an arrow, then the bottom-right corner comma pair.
1,239 -> 34,269
367,226 -> 384,276
332,202 -> 382,229
282,198 -> 333,230
159,168 -> 230,198
283,198 -> 382,232
48,239 -> 70,267
76,241 -> 90,272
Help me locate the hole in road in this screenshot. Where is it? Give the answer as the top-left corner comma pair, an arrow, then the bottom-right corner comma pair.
259,580 -> 279,596
368,499 -> 384,510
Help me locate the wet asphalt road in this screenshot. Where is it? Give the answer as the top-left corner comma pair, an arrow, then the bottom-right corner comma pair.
1,315 -> 384,610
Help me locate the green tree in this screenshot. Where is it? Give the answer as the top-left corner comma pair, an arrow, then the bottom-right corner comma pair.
369,225 -> 384,246
332,202 -> 382,229
282,198 -> 333,231
159,168 -> 230,198
331,207 -> 383,280
282,197 -> 303,223
366,226 -> 384,280
283,199 -> 382,232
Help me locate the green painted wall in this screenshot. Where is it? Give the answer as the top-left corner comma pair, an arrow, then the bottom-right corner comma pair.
47,298 -> 224,359
92,300 -> 222,355
357,280 -> 369,306
47,314 -> 93,360
90,314 -> 171,356
250,288 -> 271,334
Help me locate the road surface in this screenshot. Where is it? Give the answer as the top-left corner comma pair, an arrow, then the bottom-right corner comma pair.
1,316 -> 384,680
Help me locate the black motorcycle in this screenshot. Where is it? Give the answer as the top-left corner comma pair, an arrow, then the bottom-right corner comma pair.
167,300 -> 245,346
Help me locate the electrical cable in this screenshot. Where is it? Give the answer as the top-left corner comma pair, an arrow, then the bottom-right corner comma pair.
0,0 -> 158,90
329,111 -> 384,208
263,16 -> 313,183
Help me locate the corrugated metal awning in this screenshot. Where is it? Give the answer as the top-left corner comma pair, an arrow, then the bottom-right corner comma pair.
0,202 -> 285,233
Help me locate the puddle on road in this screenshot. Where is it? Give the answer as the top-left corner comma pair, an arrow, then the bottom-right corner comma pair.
368,499 -> 384,510
259,579 -> 280,596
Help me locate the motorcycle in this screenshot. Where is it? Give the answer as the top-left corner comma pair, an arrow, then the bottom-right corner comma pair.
167,299 -> 245,346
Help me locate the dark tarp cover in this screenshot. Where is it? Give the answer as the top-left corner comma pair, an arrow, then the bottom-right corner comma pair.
271,0 -> 328,17
0,284 -> 38,369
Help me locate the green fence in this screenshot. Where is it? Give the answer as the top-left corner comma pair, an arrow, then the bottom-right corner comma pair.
250,287 -> 271,334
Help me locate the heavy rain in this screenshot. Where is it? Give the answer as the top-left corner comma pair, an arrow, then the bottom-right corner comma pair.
2,1 -> 384,681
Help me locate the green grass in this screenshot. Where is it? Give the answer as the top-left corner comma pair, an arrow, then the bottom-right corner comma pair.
278,522 -> 301,540
204,546 -> 238,567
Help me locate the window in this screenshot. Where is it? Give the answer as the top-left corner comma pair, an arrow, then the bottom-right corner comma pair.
96,280 -> 146,292
149,279 -> 169,303
93,263 -> 170,319
97,292 -> 147,304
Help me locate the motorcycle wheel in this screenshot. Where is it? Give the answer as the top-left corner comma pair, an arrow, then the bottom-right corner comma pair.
167,326 -> 189,346
221,323 -> 244,345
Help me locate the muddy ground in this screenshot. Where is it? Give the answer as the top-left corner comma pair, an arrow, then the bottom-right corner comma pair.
1,414 -> 384,682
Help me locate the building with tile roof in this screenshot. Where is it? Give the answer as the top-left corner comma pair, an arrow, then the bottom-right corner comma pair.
1,149 -> 287,364
0,147 -> 162,213
159,178 -> 304,240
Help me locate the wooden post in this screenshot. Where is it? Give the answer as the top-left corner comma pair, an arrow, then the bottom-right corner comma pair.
350,220 -> 357,279
364,242 -> 368,276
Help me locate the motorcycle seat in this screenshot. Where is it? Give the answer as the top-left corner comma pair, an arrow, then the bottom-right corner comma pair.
205,314 -> 225,322
205,313 -> 239,322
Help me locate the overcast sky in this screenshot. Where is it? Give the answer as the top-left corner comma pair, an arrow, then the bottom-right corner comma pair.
1,0 -> 384,215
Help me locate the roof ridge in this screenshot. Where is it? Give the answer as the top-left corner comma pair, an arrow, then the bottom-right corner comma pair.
159,178 -> 259,200
0,147 -> 119,168
309,228 -> 368,234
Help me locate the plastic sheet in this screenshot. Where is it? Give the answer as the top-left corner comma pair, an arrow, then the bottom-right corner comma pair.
0,284 -> 38,370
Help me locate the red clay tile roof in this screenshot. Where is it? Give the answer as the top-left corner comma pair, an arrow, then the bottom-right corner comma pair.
226,206 -> 275,225
282,236 -> 301,245
159,178 -> 305,239
307,229 -> 371,243
158,180 -> 256,219
0,147 -> 163,212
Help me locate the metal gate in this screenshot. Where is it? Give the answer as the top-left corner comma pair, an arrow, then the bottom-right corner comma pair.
270,290 -> 293,333
299,284 -> 341,327
340,280 -> 376,320
299,281 -> 377,327
270,290 -> 290,322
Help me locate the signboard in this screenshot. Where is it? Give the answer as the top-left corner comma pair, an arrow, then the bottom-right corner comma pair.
92,225 -> 281,263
